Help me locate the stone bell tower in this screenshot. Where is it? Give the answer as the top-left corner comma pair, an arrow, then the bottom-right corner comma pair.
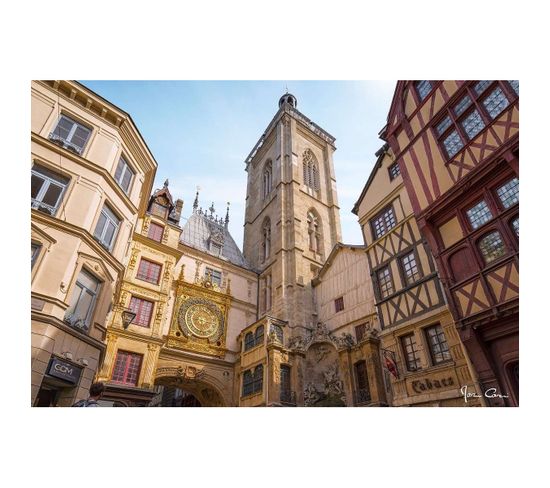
243,93 -> 342,335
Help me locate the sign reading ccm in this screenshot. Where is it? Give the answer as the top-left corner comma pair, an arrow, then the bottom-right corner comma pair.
47,357 -> 83,384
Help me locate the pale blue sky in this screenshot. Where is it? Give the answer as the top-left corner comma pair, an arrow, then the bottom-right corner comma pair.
80,80 -> 396,248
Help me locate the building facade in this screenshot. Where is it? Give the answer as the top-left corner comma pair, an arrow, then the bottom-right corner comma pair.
31,80 -> 156,406
353,144 -> 480,406
381,81 -> 519,406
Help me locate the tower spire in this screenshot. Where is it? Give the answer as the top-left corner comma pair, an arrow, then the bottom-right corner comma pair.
225,202 -> 230,228
193,186 -> 200,212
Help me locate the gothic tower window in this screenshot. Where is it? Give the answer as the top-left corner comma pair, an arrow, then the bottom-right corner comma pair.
303,149 -> 320,191
307,210 -> 322,254
261,273 -> 272,313
263,160 -> 273,199
262,218 -> 271,262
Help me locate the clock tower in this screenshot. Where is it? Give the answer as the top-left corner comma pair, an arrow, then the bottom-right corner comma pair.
243,93 -> 342,336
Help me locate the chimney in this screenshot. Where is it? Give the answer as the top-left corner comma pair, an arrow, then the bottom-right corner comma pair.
173,199 -> 184,224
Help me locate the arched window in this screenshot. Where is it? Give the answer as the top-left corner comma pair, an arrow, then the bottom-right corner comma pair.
307,210 -> 322,254
244,332 -> 255,351
253,364 -> 263,393
255,325 -> 264,346
263,160 -> 272,199
262,218 -> 271,262
303,149 -> 320,191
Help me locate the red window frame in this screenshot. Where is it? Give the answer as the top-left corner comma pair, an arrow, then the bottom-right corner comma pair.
148,222 -> 164,242
136,258 -> 162,284
129,296 -> 154,327
111,350 -> 143,386
434,81 -> 518,161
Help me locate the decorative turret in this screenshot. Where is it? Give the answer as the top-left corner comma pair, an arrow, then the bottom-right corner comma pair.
278,92 -> 297,109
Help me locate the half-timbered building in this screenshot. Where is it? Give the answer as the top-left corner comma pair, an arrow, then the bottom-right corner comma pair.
353,145 -> 480,406
381,81 -> 519,406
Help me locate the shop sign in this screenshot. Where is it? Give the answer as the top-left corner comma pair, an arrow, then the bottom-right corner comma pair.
47,357 -> 82,384
411,376 -> 454,394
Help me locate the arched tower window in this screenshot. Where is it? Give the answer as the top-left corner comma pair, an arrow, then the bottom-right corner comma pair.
262,218 -> 271,262
263,160 -> 272,199
307,210 -> 322,254
303,149 -> 320,191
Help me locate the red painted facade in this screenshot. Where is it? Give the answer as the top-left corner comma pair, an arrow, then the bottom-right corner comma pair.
382,81 -> 519,406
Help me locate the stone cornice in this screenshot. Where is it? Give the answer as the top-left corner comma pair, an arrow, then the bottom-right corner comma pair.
31,209 -> 125,275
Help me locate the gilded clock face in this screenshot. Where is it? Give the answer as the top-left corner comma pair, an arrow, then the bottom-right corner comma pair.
178,297 -> 224,342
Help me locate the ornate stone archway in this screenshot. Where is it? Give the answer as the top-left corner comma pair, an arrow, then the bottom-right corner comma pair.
154,365 -> 229,407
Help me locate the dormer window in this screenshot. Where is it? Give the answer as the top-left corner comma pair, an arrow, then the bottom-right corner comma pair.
150,202 -> 168,219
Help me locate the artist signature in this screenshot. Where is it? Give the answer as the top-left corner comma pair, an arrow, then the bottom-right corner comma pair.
461,385 -> 509,403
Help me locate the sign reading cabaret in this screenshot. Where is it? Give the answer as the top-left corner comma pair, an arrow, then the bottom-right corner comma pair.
47,357 -> 83,384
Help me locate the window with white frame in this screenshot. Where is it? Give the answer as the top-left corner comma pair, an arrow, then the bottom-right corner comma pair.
49,115 -> 92,154
93,204 -> 121,251
31,164 -> 69,215
64,269 -> 101,330
114,156 -> 135,194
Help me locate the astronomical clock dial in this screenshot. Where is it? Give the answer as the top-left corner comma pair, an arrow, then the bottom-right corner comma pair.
178,297 -> 224,342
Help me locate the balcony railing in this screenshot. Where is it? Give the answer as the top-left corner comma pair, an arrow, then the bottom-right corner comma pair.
63,313 -> 90,334
31,199 -> 57,216
280,390 -> 296,406
48,133 -> 84,155
353,388 -> 371,406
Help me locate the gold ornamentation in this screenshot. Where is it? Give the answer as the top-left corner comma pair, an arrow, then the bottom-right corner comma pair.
179,298 -> 223,341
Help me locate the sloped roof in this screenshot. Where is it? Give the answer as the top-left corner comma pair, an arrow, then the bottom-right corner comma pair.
180,211 -> 250,269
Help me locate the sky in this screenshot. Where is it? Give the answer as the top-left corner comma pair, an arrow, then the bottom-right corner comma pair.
80,80 -> 396,248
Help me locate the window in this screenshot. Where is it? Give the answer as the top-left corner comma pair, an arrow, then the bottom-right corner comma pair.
401,251 -> 421,285
466,200 -> 493,230
242,365 -> 263,397
425,325 -> 451,365
49,115 -> 91,154
262,219 -> 271,261
511,217 -> 519,237
307,211 -> 322,253
388,162 -> 400,180
210,242 -> 222,256
111,350 -> 142,386
129,296 -> 154,327
31,242 -> 42,268
263,160 -> 273,198
508,80 -> 519,95
334,296 -> 345,313
65,269 -> 101,330
478,231 -> 507,264
205,267 -> 222,287
253,365 -> 263,394
148,222 -> 164,242
354,361 -> 370,392
303,149 -> 320,191
244,332 -> 255,351
150,202 -> 168,219
435,81 -> 517,160
242,370 -> 254,396
280,365 -> 291,393
136,258 -> 162,284
371,206 -> 397,239
270,324 -> 284,343
93,204 -> 121,251
355,324 -> 367,342
31,165 -> 69,215
415,81 -> 433,101
401,333 -> 421,371
377,266 -> 394,299
114,157 -> 135,194
255,325 -> 264,346
496,178 -> 519,209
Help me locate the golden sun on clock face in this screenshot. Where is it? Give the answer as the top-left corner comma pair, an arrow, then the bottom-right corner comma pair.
178,297 -> 224,342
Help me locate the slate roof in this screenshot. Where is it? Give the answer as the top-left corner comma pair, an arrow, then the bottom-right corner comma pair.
180,210 -> 251,270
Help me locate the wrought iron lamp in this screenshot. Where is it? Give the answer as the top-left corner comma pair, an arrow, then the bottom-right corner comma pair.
121,309 -> 136,329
